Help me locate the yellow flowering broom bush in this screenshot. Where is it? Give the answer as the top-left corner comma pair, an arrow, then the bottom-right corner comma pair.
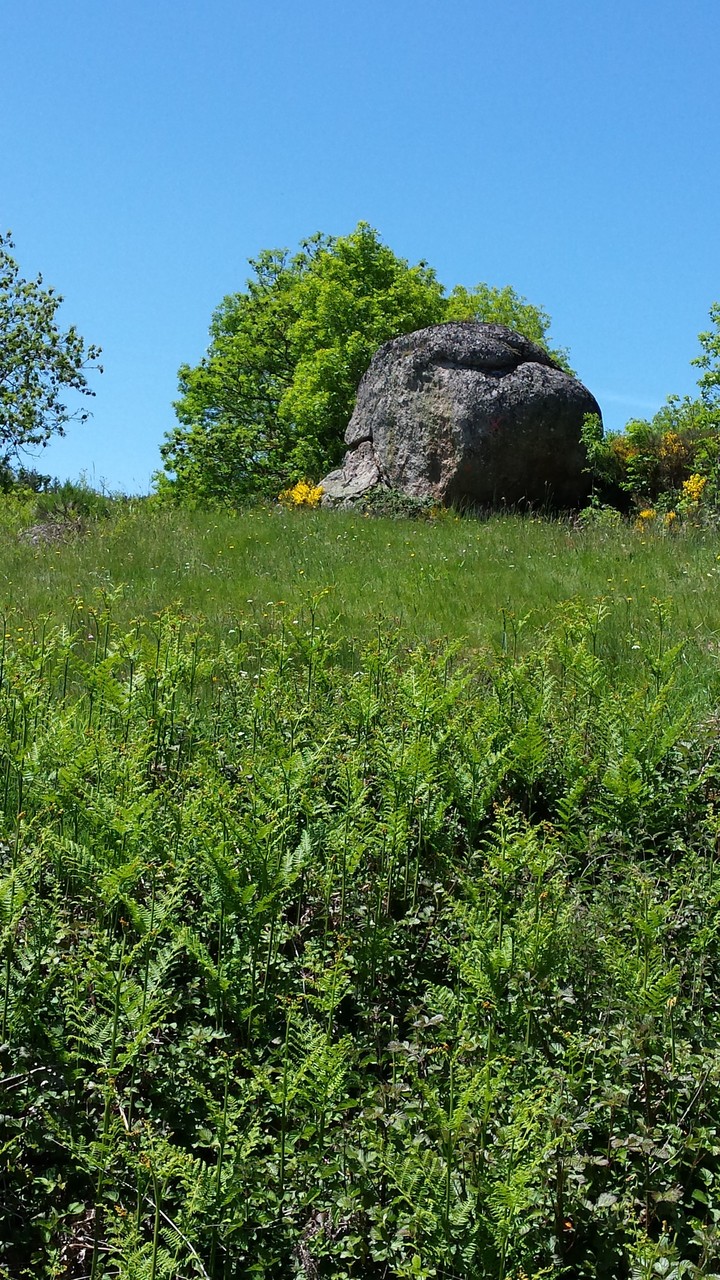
278,479 -> 324,509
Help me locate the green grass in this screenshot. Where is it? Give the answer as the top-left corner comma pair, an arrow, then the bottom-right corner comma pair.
3,500 -> 720,1278
2,501 -> 720,671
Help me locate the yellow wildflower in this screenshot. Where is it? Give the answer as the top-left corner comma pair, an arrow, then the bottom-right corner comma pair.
278,480 -> 324,509
682,473 -> 707,504
610,436 -> 636,462
659,431 -> 686,459
634,507 -> 656,532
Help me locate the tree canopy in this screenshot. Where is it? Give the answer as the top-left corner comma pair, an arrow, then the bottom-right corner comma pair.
159,223 -> 567,505
0,233 -> 102,471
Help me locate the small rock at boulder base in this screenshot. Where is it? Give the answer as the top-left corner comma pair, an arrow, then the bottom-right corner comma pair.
320,321 -> 602,509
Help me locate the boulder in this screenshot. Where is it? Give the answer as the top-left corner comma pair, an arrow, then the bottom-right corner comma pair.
320,322 -> 601,509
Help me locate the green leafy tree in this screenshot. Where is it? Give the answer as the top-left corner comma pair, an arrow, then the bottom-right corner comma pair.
0,232 -> 102,471
693,300 -> 720,410
160,226 -> 445,504
159,223 -> 566,505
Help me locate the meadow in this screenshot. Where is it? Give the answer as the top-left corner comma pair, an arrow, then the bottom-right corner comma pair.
2,500 -> 720,665
3,501 -> 720,1279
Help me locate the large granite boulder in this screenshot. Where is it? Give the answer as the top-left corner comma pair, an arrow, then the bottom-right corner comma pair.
320,322 -> 601,509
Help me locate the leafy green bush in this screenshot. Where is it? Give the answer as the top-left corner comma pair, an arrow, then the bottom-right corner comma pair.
582,400 -> 718,506
583,307 -> 720,524
0,461 -> 53,494
0,488 -> 37,536
33,476 -> 114,524
0,472 -> 115,542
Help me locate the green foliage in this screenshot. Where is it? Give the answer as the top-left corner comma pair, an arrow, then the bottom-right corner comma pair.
33,476 -> 114,524
2,595 -> 720,1276
583,305 -> 720,514
0,232 -> 102,468
581,398 -> 715,506
580,412 -> 626,495
0,461 -> 52,494
159,224 -> 566,506
693,301 -> 720,409
7,502 -> 720,690
357,486 -> 438,520
445,281 -> 571,371
0,474 -> 114,546
160,225 -> 445,505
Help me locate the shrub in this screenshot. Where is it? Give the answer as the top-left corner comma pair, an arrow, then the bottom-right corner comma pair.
277,479 -> 324,508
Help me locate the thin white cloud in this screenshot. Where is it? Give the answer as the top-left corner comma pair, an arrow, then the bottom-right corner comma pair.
596,390 -> 663,412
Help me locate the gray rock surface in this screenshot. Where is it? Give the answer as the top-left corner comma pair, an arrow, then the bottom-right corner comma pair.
320,322 -> 601,509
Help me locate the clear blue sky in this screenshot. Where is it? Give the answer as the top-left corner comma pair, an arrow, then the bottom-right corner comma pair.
3,0 -> 719,493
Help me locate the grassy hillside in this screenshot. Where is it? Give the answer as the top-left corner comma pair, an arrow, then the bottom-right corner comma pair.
2,503 -> 720,1278
2,500 -> 720,671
